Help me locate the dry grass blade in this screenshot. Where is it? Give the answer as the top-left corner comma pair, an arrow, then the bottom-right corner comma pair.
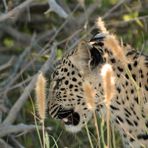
83,81 -> 96,111
101,64 -> 115,147
104,34 -> 126,63
96,17 -> 109,34
101,64 -> 115,105
35,72 -> 47,122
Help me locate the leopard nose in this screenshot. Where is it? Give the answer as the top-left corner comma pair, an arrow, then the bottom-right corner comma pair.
63,112 -> 80,126
57,108 -> 80,126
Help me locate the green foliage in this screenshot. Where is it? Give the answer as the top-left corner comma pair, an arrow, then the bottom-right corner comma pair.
102,0 -> 118,7
56,49 -> 63,59
3,38 -> 14,48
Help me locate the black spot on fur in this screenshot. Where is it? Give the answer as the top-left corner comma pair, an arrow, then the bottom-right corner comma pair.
65,80 -> 69,85
128,64 -> 132,71
78,82 -> 82,86
117,67 -> 123,72
139,82 -> 142,87
124,108 -> 132,116
134,120 -> 138,126
145,85 -> 148,91
117,116 -> 124,123
122,100 -> 125,104
134,97 -> 138,104
145,121 -> 148,128
126,118 -> 134,126
125,74 -> 129,79
125,81 -> 128,86
129,137 -> 135,142
137,134 -> 148,140
110,105 -> 119,110
78,73 -> 82,78
77,95 -> 83,99
117,87 -> 121,93
72,78 -> 77,82
82,102 -> 85,105
117,74 -> 120,78
64,68 -> 68,72
133,61 -> 138,67
71,71 -> 75,75
116,101 -> 121,105
111,58 -> 116,63
131,89 -> 134,94
123,133 -> 127,138
69,84 -> 73,89
126,50 -> 135,56
132,74 -> 136,81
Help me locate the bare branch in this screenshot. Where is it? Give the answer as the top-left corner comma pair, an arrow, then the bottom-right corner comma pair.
0,138 -> 13,148
0,0 -> 33,22
46,0 -> 68,18
7,135 -> 25,148
0,57 -> 15,72
103,0 -> 128,19
0,123 -> 52,137
3,43 -> 57,125
1,25 -> 31,45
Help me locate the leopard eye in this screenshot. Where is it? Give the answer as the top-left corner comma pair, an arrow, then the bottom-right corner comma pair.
52,81 -> 57,89
52,77 -> 65,90
52,80 -> 60,91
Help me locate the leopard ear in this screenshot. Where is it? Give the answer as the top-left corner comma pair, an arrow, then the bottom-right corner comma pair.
69,41 -> 91,73
69,41 -> 103,73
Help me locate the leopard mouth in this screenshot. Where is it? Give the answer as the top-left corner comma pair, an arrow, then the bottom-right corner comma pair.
57,108 -> 80,126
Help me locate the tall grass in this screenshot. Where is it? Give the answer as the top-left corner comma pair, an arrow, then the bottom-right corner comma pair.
101,64 -> 115,148
35,72 -> 48,148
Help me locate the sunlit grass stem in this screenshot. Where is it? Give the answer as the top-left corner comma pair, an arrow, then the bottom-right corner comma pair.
35,72 -> 47,148
101,64 -> 115,148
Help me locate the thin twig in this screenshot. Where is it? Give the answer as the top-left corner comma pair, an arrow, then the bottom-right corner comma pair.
0,123 -> 52,137
0,0 -> 34,22
46,0 -> 68,18
0,138 -> 13,148
2,0 -> 8,13
0,25 -> 31,45
3,43 -> 57,125
7,135 -> 25,148
110,15 -> 148,27
1,34 -> 40,91
0,57 -> 14,72
103,0 -> 128,19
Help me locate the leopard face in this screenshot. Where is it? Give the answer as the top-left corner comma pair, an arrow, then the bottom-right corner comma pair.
48,39 -> 105,132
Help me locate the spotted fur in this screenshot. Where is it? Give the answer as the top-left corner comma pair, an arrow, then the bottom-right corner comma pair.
48,30 -> 148,147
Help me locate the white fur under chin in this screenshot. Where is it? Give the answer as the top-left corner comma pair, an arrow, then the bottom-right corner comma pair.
65,125 -> 82,133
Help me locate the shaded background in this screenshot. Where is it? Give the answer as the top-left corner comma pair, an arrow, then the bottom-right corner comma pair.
0,0 -> 148,147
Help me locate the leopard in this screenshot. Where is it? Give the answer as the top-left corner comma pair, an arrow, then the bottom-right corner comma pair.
47,24 -> 148,147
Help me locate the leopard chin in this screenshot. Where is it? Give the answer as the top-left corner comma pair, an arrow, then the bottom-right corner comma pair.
64,124 -> 82,133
